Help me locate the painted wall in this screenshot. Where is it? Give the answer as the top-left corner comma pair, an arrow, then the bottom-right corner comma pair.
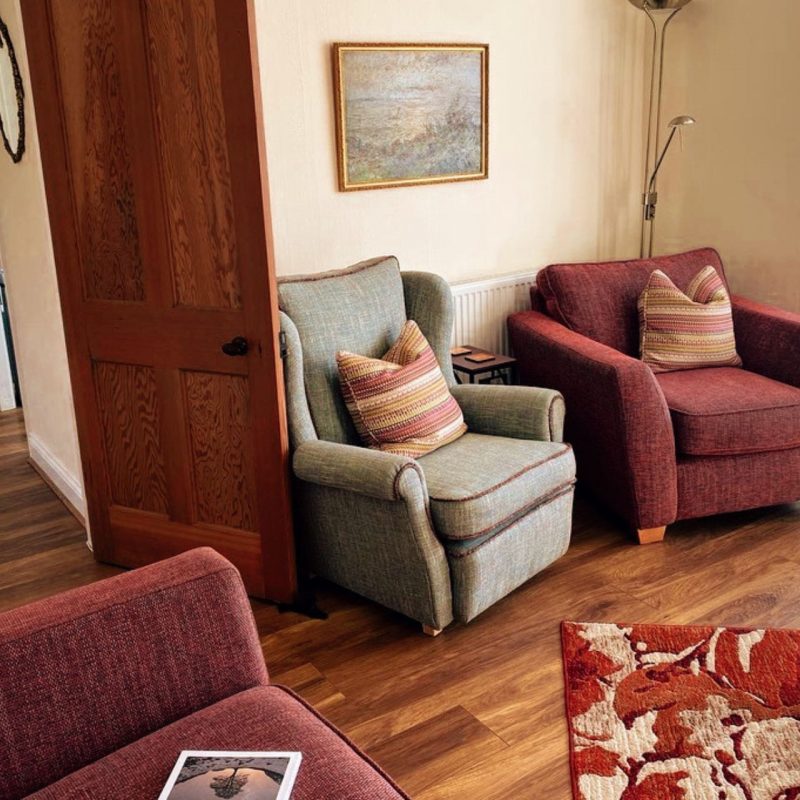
255,0 -> 648,282
656,0 -> 800,311
0,0 -> 85,515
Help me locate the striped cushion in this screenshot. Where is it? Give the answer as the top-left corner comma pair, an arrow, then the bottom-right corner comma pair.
639,266 -> 742,373
336,320 -> 467,458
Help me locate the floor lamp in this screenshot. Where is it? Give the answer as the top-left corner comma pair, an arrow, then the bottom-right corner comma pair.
628,0 -> 695,258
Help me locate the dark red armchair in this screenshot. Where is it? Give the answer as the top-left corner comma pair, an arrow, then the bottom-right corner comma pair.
508,248 -> 800,543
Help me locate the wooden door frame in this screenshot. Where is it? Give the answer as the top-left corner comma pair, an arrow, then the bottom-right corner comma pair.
21,0 -> 297,602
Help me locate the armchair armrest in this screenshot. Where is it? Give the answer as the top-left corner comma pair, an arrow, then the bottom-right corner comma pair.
508,310 -> 677,530
293,439 -> 427,501
451,383 -> 565,442
732,295 -> 800,388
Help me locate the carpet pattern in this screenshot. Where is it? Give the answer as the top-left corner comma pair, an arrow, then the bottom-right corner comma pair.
562,621 -> 800,800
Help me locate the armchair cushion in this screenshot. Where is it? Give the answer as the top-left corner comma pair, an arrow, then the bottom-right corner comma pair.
638,266 -> 741,372
418,433 -> 575,541
656,368 -> 800,456
337,320 -> 466,458
536,247 -> 728,355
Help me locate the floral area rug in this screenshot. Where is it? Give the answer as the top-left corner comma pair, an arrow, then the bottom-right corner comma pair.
562,621 -> 800,800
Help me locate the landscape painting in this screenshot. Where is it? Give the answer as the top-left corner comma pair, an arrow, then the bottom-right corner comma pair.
158,752 -> 302,800
333,44 -> 488,190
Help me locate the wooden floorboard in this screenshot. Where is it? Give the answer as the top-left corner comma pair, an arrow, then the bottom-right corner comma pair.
2,406 -> 799,798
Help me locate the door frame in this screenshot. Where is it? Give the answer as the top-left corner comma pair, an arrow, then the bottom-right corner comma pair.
0,247 -> 19,411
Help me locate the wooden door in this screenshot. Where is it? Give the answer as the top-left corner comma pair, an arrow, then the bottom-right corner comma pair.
21,0 -> 296,600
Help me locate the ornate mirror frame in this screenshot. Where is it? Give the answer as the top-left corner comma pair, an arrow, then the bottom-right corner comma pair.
0,15 -> 25,163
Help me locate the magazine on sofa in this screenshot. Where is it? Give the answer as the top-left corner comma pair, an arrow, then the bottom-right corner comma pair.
157,751 -> 302,800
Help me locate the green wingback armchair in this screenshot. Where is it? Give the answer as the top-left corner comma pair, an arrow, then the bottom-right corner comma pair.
278,257 -> 575,634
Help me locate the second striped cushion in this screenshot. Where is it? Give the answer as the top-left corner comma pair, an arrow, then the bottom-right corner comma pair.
638,266 -> 742,373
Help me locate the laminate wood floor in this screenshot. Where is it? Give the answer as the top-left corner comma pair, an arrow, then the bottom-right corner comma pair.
2,406 -> 800,799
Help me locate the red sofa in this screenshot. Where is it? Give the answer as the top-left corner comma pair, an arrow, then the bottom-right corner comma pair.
508,248 -> 800,542
0,548 -> 408,800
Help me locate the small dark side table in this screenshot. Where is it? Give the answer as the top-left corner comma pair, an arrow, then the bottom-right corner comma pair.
451,345 -> 518,385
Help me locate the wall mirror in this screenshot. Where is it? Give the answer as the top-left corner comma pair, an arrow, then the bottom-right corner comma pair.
0,15 -> 24,163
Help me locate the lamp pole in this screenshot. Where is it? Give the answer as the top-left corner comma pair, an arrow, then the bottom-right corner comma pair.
627,0 -> 694,257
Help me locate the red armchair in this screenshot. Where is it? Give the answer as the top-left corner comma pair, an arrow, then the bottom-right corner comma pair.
0,548 -> 409,800
508,248 -> 800,543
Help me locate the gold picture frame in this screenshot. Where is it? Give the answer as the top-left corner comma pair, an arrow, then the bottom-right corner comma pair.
332,43 -> 489,191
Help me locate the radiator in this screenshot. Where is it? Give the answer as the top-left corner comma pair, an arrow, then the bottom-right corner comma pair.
451,271 -> 538,356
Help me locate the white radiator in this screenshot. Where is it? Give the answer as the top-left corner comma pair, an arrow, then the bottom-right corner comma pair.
451,271 -> 539,356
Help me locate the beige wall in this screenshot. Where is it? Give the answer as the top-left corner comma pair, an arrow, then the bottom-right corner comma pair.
255,0 -> 648,281
0,0 -> 84,514
657,0 -> 800,311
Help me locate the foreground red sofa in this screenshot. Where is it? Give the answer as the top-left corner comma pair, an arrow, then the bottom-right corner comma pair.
0,548 -> 408,800
508,248 -> 800,542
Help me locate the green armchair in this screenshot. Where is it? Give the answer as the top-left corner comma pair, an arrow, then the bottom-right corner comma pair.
278,257 -> 575,634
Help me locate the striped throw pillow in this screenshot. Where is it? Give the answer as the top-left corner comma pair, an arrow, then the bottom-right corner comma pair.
336,320 -> 467,458
638,266 -> 742,373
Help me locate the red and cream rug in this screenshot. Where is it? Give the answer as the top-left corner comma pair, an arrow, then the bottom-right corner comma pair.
562,621 -> 800,800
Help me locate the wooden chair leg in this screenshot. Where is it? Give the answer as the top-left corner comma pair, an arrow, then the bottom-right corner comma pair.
637,526 -> 667,544
422,624 -> 442,637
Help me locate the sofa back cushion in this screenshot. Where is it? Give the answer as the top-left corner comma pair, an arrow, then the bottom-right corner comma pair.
0,549 -> 268,800
278,257 -> 408,444
535,248 -> 729,355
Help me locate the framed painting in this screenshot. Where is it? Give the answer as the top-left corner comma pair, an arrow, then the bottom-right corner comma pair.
332,43 -> 488,191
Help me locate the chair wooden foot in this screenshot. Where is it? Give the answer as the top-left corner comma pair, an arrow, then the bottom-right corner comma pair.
422,624 -> 442,637
637,526 -> 667,544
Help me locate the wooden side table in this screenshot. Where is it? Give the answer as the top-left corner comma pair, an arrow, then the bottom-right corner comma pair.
451,345 -> 518,385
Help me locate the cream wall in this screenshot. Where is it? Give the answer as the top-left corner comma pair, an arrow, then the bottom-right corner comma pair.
255,0 -> 648,281
0,0 -> 85,515
656,0 -> 800,311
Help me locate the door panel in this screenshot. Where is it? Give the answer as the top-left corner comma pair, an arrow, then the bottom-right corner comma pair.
94,362 -> 169,515
23,0 -> 296,600
143,0 -> 242,311
49,0 -> 145,303
183,371 -> 257,530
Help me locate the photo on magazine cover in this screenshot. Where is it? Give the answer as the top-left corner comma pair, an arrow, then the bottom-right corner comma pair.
158,751 -> 302,800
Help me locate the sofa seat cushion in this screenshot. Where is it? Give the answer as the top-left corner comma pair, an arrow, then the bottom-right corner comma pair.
417,432 -> 575,541
656,367 -> 800,456
27,686 -> 408,800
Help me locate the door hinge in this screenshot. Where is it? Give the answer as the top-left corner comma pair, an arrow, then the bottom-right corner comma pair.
279,330 -> 288,360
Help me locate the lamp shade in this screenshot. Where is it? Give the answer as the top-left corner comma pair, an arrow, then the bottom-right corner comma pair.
627,0 -> 693,9
668,115 -> 696,127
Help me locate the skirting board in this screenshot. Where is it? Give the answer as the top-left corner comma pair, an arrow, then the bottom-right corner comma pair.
27,432 -> 87,526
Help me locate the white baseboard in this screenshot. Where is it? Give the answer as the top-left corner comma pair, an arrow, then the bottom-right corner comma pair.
27,432 -> 87,521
